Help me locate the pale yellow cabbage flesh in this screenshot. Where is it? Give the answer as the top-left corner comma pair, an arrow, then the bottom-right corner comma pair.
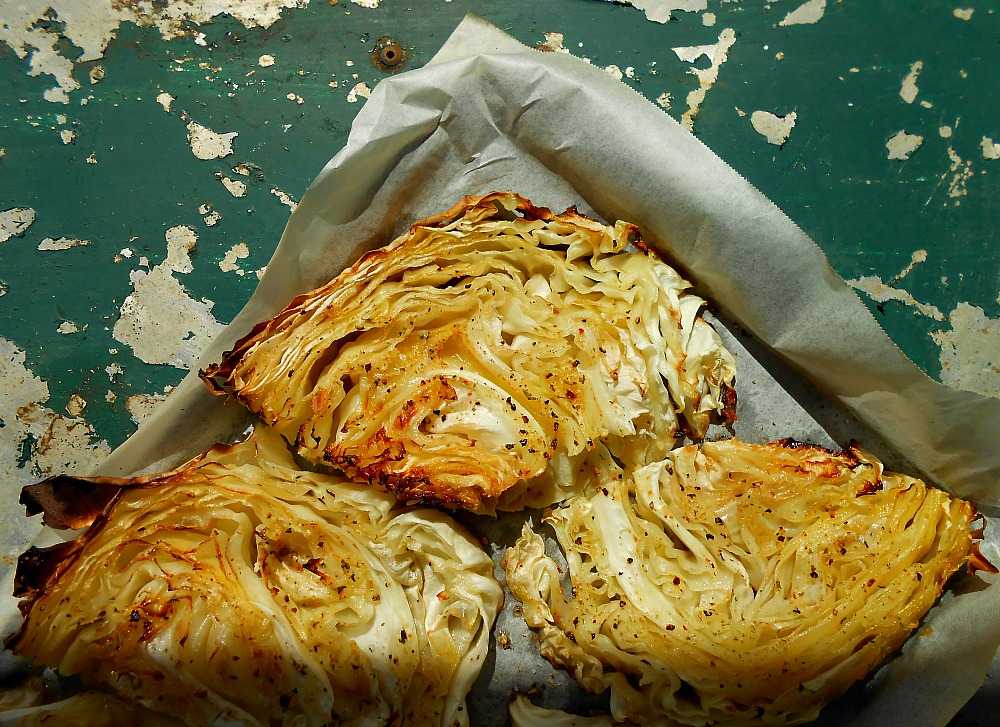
6,426 -> 502,727
504,439 -> 986,726
202,192 -> 736,514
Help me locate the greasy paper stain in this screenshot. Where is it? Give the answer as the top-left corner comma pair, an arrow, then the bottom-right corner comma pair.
0,208 -> 36,244
751,111 -> 797,146
673,29 -> 737,130
1,337 -> 110,560
187,120 -> 238,160
0,0 -> 309,103
886,131 -> 924,160
112,226 -> 225,369
931,304 -> 999,399
625,0 -> 708,24
900,61 -> 923,104
778,0 -> 827,27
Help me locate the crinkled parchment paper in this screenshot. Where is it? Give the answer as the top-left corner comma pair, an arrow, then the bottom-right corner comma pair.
3,15 -> 999,726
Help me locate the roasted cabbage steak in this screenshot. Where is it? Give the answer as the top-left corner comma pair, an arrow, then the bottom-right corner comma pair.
201,192 -> 736,514
6,426 -> 502,727
504,438 -> 993,726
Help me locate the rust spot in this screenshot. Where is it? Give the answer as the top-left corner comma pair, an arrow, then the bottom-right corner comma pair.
371,36 -> 407,72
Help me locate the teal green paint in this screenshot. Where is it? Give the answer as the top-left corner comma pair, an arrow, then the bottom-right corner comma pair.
1,0 -> 997,457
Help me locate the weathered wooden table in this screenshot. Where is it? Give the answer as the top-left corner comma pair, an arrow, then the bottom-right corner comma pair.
1,0 -> 997,721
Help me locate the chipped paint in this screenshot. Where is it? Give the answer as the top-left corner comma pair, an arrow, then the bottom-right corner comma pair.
779,0 -> 826,26
539,32 -> 569,53
220,242 -> 251,274
656,92 -> 672,110
106,362 -> 123,382
287,92 -> 305,104
982,137 -> 1000,161
219,175 -> 248,197
893,249 -> 928,281
0,1 -> 308,103
86,152 -> 97,164
625,0 -> 707,24
271,188 -> 299,211
187,120 -> 238,160
932,304 -> 999,398
57,321 -> 79,334
703,12 -> 717,27
66,393 -> 87,417
900,61 -> 923,104
164,225 -> 197,273
259,54 -> 276,67
157,92 -> 175,112
886,131 -> 924,160
126,387 -> 175,426
939,125 -> 953,138
38,236 -> 91,250
60,128 -> 76,144
351,0 -> 381,7
1,207 -> 36,243
750,110 -> 797,146
604,65 -> 624,81
953,8 -> 975,21
346,81 -> 372,103
943,147 -> 974,200
847,276 -> 944,320
1,337 -> 110,559
673,29 -> 737,130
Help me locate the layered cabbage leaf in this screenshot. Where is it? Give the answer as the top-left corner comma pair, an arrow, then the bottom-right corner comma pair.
5,426 -> 502,727
504,439 -> 993,726
201,192 -> 736,514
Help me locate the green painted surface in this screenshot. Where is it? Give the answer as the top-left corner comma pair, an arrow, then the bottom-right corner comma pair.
0,2 -> 996,466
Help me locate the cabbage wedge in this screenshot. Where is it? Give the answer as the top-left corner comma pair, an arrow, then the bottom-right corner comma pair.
6,426 -> 502,727
504,439 -> 993,726
201,192 -> 736,514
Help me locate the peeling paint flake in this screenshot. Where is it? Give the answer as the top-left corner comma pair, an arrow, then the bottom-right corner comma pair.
673,29 -> 737,130
626,0 -> 707,24
0,1 -> 307,103
751,110 -> 797,146
187,120 -> 238,160
847,275 -> 944,320
982,137 -> 1000,161
38,236 -> 91,250
900,61 -> 923,104
1,207 -> 36,243
779,0 -> 827,26
886,130 -> 924,160
932,304 -> 999,398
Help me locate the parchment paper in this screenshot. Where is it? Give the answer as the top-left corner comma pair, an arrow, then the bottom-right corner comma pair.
3,14 -> 999,726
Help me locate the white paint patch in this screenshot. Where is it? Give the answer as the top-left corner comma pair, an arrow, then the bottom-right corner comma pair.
57,321 -> 79,334
219,175 -> 248,197
750,110 -> 797,146
1,337 -> 111,559
847,275 -> 944,320
656,92 -> 672,110
351,0 -> 381,7
60,128 -> 76,144
346,82 -> 372,103
931,304 -> 999,398
779,0 -> 827,26
886,130 -> 924,160
982,137 -> 1000,160
539,32 -> 569,53
673,29 -> 737,130
604,65 -> 624,81
893,249 -> 927,281
220,242 -> 251,274
626,0 -> 707,24
259,54 -> 276,67
271,188 -> 299,211
900,61 -> 923,104
126,386 -> 175,426
38,236 -> 91,251
186,120 -> 238,160
953,8 -> 975,21
0,1 -> 307,103
0,208 -> 36,243
157,92 -> 175,112
164,224 -> 198,273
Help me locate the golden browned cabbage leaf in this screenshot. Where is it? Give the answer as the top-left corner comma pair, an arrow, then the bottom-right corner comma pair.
5,426 -> 502,727
201,192 -> 736,514
504,439 -> 993,727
